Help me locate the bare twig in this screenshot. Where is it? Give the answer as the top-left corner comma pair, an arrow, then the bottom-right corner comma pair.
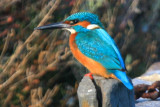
30,85 -> 59,107
0,0 -> 61,83
2,0 -> 61,72
0,36 -> 49,91
70,0 -> 83,14
0,29 -> 15,62
0,0 -> 21,10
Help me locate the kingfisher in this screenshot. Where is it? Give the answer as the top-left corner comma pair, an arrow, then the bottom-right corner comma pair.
34,12 -> 133,90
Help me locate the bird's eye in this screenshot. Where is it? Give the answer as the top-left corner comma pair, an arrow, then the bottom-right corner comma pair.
70,19 -> 79,25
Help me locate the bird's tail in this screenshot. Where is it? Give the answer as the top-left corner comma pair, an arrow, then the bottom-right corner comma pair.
111,70 -> 133,90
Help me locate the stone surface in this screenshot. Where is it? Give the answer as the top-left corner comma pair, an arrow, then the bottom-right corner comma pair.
77,76 -> 98,107
146,62 -> 160,73
135,98 -> 160,107
93,76 -> 135,107
77,76 -> 135,107
132,62 -> 160,107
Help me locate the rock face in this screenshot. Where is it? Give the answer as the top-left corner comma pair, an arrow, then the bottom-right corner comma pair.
77,76 -> 135,107
135,98 -> 160,107
77,76 -> 98,107
132,62 -> 160,107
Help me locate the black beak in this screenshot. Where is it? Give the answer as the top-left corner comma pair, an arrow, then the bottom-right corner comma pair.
34,22 -> 71,30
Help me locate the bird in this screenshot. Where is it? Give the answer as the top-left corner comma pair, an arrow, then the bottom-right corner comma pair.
34,12 -> 133,90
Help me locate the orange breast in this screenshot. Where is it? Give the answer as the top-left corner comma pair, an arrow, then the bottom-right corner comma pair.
69,33 -> 117,79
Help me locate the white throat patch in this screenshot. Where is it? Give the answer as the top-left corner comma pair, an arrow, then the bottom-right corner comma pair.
64,24 -> 100,34
87,24 -> 100,30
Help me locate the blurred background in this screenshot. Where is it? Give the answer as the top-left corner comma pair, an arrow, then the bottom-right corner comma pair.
0,0 -> 159,106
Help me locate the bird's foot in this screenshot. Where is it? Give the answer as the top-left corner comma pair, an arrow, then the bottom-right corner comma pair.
84,73 -> 93,80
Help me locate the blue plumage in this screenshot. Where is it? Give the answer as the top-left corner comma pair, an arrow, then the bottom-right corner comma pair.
67,12 -> 133,90
65,12 -> 126,70
64,12 -> 105,29
35,12 -> 133,90
72,25 -> 90,33
111,70 -> 133,90
75,28 -> 133,90
75,28 -> 123,70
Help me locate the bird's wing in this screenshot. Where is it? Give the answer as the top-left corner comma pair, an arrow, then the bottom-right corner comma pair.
75,28 -> 126,70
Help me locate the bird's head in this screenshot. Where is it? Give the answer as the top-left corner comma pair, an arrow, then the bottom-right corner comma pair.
34,12 -> 104,34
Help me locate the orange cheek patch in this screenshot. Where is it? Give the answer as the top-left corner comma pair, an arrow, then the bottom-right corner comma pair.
75,21 -> 90,28
64,21 -> 70,24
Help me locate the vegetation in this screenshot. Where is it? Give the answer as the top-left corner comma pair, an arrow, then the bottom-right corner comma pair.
0,0 -> 159,106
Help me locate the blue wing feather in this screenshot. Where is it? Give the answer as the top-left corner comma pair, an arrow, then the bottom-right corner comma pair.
75,28 -> 126,71
75,28 -> 133,90
98,29 -> 126,69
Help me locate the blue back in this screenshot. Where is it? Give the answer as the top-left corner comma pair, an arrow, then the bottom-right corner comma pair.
75,28 -> 133,90
65,12 -> 133,90
75,28 -> 126,71
35,11 -> 133,89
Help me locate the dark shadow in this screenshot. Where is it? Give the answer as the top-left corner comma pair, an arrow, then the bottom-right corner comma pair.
92,79 -> 102,107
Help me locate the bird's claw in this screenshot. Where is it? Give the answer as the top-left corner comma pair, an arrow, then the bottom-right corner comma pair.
84,73 -> 93,80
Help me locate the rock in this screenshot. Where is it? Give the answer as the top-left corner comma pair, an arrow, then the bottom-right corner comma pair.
77,76 -> 135,107
135,98 -> 160,107
132,62 -> 160,107
146,62 -> 160,73
77,76 -> 98,107
132,62 -> 160,86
